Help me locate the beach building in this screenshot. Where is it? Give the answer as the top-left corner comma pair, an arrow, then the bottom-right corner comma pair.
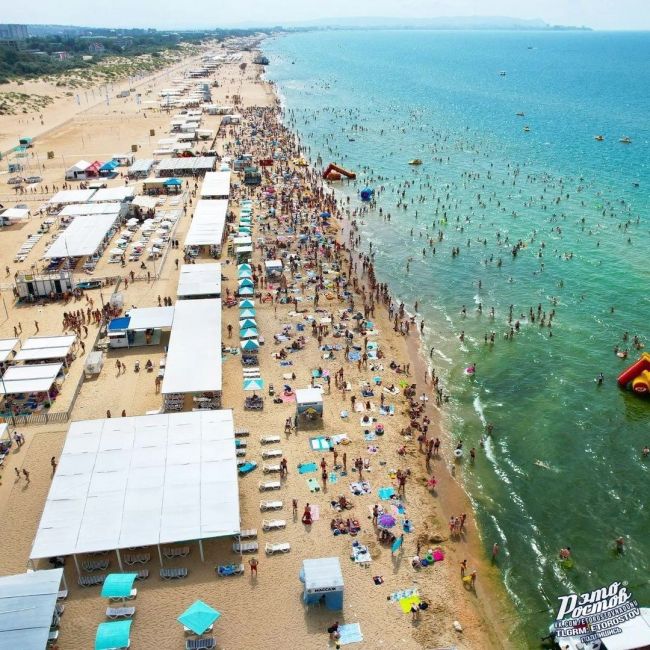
107,306 -> 175,348
14,270 -> 74,301
184,200 -> 229,257
30,410 -> 240,572
13,335 -> 76,366
200,171 -> 231,200
176,263 -> 222,299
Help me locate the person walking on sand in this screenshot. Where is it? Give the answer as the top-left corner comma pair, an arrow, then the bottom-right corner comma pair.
22,469 -> 30,482
292,498 -> 298,517
50,457 -> 57,475
460,559 -> 467,578
249,556 -> 258,576
492,542 -> 499,562
372,504 -> 379,526
14,468 -> 20,480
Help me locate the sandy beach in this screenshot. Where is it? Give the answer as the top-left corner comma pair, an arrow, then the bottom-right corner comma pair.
0,42 -> 518,650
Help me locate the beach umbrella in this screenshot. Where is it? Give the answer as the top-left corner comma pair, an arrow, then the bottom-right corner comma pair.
101,573 -> 138,600
240,327 -> 258,339
238,278 -> 254,288
109,248 -> 123,256
164,177 -> 182,186
237,263 -> 252,272
178,600 -> 221,636
378,514 -> 396,529
239,318 -> 257,329
398,379 -> 410,389
241,339 -> 259,351
243,378 -> 264,392
239,299 -> 255,309
239,309 -> 256,318
238,269 -> 253,279
95,620 -> 132,650
238,286 -> 254,296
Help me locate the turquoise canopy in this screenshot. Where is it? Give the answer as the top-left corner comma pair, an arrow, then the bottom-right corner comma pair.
101,573 -> 137,599
237,269 -> 253,279
240,327 -> 258,339
241,339 -> 259,351
164,177 -> 182,186
238,278 -> 254,287
239,299 -> 255,308
238,286 -> 254,296
177,600 -> 221,635
243,378 -> 264,391
239,309 -> 256,318
95,620 -> 132,650
237,263 -> 252,272
239,318 -> 257,329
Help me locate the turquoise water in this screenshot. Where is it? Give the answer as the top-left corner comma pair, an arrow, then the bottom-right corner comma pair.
263,30 -> 650,644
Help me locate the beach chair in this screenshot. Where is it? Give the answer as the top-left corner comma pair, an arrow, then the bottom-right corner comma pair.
265,542 -> 291,555
262,519 -> 287,531
78,574 -> 106,587
186,638 -> 216,650
233,541 -> 258,554
124,553 -> 150,565
55,603 -> 65,617
135,570 -> 149,581
239,528 -> 258,539
262,464 -> 281,474
160,567 -> 188,580
163,545 -> 190,559
260,500 -> 283,511
238,461 -> 257,475
262,449 -> 282,459
259,481 -> 281,491
57,589 -> 68,600
82,559 -> 109,572
108,589 -> 137,601
234,428 -> 250,437
236,448 -> 247,457
106,606 -> 135,619
216,563 -> 244,577
260,435 -> 281,445
48,630 -> 59,643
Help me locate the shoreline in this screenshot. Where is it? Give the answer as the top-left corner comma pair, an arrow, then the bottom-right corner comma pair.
263,55 -> 522,646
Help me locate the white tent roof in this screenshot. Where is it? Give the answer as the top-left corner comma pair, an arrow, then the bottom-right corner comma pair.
21,335 -> 76,351
14,347 -> 72,362
162,299 -> 221,394
128,158 -> 155,174
157,157 -> 215,173
296,388 -> 323,405
43,213 -> 119,258
0,569 -> 63,649
67,160 -> 90,173
126,306 -> 175,330
90,187 -> 135,203
184,200 -> 228,247
30,410 -> 239,558
265,259 -> 283,269
177,263 -> 221,298
1,207 -> 30,221
302,557 -> 344,594
0,363 -> 62,395
49,189 -> 96,204
200,171 -> 231,199
0,339 -> 19,363
131,195 -> 158,210
58,202 -> 122,217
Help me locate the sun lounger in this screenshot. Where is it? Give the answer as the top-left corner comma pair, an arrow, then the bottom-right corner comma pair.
55,603 -> 65,617
186,638 -> 216,650
163,546 -> 190,559
57,589 -> 68,600
160,567 -> 188,580
238,461 -> 257,475
259,480 -> 281,491
263,464 -> 281,474
260,435 -> 281,445
234,429 -> 249,437
260,500 -> 283,511
236,448 -> 247,457
262,449 -> 282,459
216,563 -> 244,577
106,606 -> 135,619
108,588 -> 137,601
124,553 -> 150,565
233,541 -> 258,554
48,630 -> 59,643
79,574 -> 106,587
135,570 -> 149,580
82,559 -> 109,572
262,519 -> 287,531
265,542 -> 291,555
239,528 -> 258,539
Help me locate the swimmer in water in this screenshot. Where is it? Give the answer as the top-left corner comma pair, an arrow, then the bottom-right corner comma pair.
595,372 -> 604,386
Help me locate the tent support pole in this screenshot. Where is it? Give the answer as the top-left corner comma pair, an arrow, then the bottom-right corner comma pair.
116,548 -> 123,572
72,554 -> 80,578
198,539 -> 204,563
157,544 -> 163,567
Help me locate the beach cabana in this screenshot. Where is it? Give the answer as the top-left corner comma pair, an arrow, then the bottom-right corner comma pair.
296,388 -> 324,425
95,620 -> 132,650
237,268 -> 253,279
239,318 -> 257,329
0,363 -> 63,398
101,573 -> 137,601
239,309 -> 256,319
300,557 -> 344,610
184,200 -> 228,255
0,338 -> 19,364
237,263 -> 252,272
265,259 -> 283,278
178,600 -> 221,636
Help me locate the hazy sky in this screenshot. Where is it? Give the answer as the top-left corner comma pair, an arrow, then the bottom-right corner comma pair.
5,0 -> 650,31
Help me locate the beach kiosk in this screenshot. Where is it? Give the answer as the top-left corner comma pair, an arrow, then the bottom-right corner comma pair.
265,259 -> 283,279
296,387 -> 323,429
300,557 -> 344,610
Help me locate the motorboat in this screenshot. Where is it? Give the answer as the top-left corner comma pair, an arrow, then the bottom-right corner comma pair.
619,136 -> 632,144
408,159 -> 423,165
516,112 -> 525,117
523,126 -> 530,133
594,135 -> 604,141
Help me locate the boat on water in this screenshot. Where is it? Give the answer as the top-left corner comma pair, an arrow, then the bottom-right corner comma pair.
594,135 -> 605,141
499,71 -> 507,76
516,112 -> 525,117
523,126 -> 530,133
620,136 -> 632,144
408,159 -> 422,166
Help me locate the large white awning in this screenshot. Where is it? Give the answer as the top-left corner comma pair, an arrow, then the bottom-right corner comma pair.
200,171 -> 231,199
184,200 -> 228,247
0,569 -> 63,649
13,335 -> 76,362
177,263 -> 221,298
58,202 -> 122,217
126,306 -> 175,330
0,339 -> 19,364
30,410 -> 239,559
0,363 -> 63,395
162,299 -> 221,395
48,189 -> 97,204
43,213 -> 119,258
90,187 -> 135,203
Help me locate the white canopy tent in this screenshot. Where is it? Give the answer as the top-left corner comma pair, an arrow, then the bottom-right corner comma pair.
58,202 -> 122,217
0,569 -> 64,649
131,195 -> 158,210
200,171 -> 231,199
126,306 -> 175,330
30,410 -> 239,564
13,336 -> 75,363
0,363 -> 63,395
43,213 -> 119,258
20,335 -> 76,351
48,189 -> 96,204
184,200 -> 228,248
176,263 -> 221,299
0,338 -> 19,364
162,299 -> 221,395
90,186 -> 135,203
1,207 -> 30,222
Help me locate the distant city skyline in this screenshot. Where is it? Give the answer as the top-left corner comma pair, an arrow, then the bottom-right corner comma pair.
2,0 -> 649,31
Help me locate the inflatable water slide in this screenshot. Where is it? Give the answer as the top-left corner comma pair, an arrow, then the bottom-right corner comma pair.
322,163 -> 356,181
617,353 -> 650,395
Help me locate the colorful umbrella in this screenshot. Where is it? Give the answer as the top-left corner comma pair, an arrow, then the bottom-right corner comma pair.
243,378 -> 264,391
239,299 -> 255,308
241,339 -> 259,351
95,621 -> 132,650
378,513 -> 396,529
177,600 -> 221,636
101,573 -> 137,599
239,328 -> 259,339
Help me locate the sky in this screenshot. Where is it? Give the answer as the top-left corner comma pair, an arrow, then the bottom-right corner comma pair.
4,0 -> 650,31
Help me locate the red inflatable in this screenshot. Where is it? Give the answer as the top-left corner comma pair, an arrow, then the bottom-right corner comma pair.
322,163 -> 356,180
617,353 -> 650,395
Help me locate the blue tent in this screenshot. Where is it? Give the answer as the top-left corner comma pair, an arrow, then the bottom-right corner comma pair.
100,160 -> 119,172
177,600 -> 221,635
164,177 -> 182,186
101,573 -> 137,599
95,620 -> 132,650
360,187 -> 374,202
300,557 -> 344,610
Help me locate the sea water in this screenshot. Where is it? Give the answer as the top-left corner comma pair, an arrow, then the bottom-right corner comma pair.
263,30 -> 650,644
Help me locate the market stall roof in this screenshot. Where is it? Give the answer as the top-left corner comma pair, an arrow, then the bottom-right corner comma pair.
184,200 -> 228,247
0,568 -> 63,649
126,306 -> 175,331
43,213 -> 119,258
177,263 -> 221,298
162,299 -> 221,395
0,363 -> 62,395
90,187 -> 135,203
265,259 -> 283,269
20,335 -> 76,351
14,335 -> 75,362
48,189 -> 97,204
58,202 -> 122,217
296,387 -> 323,405
127,158 -> 155,174
156,157 -> 216,174
1,207 -> 30,221
200,171 -> 231,199
30,410 -> 239,559
66,160 -> 90,173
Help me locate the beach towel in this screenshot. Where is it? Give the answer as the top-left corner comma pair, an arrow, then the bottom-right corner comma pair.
279,361 -> 293,366
338,623 -> 363,645
379,405 -> 395,416
378,487 -> 395,500
391,536 -> 403,554
354,403 -> 364,413
307,478 -> 320,492
348,351 -> 360,362
298,462 -> 317,474
310,436 -> 331,452
281,393 -> 296,403
332,434 -> 350,445
399,594 -> 421,614
352,543 -> 372,564
349,481 -> 371,496
364,431 -> 376,441
373,376 -> 382,385
389,588 -> 418,603
329,471 -> 338,485
309,504 -> 320,521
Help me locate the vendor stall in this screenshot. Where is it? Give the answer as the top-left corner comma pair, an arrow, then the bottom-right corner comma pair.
296,388 -> 324,428
300,557 -> 344,610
